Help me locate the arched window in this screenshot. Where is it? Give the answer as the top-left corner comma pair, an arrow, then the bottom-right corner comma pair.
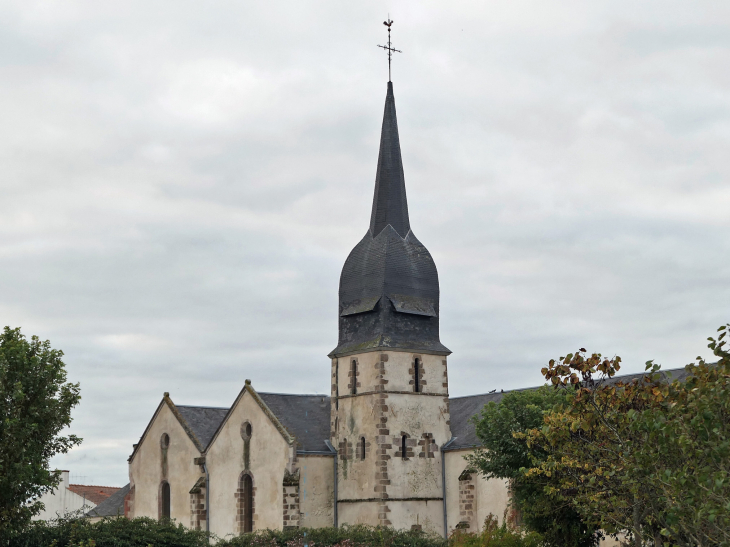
243,474 -> 253,532
160,433 -> 170,449
401,435 -> 408,460
160,480 -> 171,520
350,359 -> 357,395
414,358 -> 421,393
238,473 -> 254,533
360,437 -> 366,460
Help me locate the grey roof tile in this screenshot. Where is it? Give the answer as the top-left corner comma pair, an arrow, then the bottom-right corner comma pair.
370,81 -> 410,239
176,406 -> 229,450
174,394 -> 331,454
258,393 -> 331,453
331,82 -> 448,358
171,367 -> 692,456
85,483 -> 129,518
446,366 -> 690,451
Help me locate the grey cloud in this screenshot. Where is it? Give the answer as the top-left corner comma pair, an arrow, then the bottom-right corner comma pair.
1,0 -> 728,486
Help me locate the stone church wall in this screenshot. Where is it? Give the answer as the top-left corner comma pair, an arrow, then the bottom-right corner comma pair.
332,351 -> 451,535
382,392 -> 447,498
387,500 -> 443,535
128,402 -> 201,523
444,448 -> 510,534
337,500 -> 380,525
206,390 -> 293,537
298,455 -> 334,528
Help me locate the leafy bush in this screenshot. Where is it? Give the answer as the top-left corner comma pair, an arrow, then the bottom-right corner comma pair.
218,524 -> 446,547
448,515 -> 543,547
4,515 -> 209,547
467,387 -> 598,547
6,515 -> 540,547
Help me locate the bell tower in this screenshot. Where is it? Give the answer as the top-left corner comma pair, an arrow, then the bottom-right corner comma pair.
329,81 -> 452,534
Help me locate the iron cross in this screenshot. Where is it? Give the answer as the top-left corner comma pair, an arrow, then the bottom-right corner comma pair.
378,18 -> 402,82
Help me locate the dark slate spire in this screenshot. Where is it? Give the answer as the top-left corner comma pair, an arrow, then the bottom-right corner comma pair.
330,82 -> 449,358
370,82 -> 410,238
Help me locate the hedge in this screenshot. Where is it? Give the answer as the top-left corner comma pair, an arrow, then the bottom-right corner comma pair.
5,516 -> 542,547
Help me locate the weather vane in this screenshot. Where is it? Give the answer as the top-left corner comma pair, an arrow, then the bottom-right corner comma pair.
378,18 -> 401,82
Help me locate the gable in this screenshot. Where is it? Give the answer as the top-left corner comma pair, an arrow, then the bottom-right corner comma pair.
128,397 -> 201,463
204,387 -> 293,464
204,381 -> 294,453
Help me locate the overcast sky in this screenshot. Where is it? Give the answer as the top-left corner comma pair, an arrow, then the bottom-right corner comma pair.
2,0 -> 729,487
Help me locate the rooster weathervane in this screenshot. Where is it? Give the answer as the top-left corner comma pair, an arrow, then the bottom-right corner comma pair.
378,18 -> 402,82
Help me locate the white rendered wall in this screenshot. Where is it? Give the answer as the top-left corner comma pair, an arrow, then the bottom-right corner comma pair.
32,471 -> 96,520
444,449 -> 510,534
205,389 -> 292,537
299,455 -> 335,528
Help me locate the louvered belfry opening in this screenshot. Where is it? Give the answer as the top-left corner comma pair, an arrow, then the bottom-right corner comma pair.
330,82 -> 450,359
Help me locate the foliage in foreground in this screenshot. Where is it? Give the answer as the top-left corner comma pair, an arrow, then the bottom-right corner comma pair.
5,515 -> 209,547
526,324 -> 730,547
448,515 -> 543,547
8,517 -> 543,547
218,524 -> 446,547
466,387 -> 599,547
0,326 -> 82,536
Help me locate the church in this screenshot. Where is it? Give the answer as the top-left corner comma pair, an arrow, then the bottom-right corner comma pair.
126,81 -> 512,537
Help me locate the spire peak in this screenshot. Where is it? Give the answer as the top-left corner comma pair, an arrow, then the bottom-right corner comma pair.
330,80 -> 449,358
369,82 -> 410,238
377,18 -> 401,82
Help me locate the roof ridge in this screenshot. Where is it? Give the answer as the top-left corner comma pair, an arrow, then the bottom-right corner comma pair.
259,392 -> 330,397
176,404 -> 229,410
448,365 -> 690,400
69,484 -> 121,489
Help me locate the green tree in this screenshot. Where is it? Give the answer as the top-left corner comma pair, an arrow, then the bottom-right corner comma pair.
466,386 -> 599,547
526,324 -> 730,546
0,326 -> 81,536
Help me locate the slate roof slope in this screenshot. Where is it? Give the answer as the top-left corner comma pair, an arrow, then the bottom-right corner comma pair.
331,81 -> 449,358
258,393 -> 332,453
176,405 -> 229,450
67,484 -> 120,505
448,391 -> 505,450
86,483 -> 129,518
175,395 -> 331,454
370,81 -> 410,239
446,366 -> 690,451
